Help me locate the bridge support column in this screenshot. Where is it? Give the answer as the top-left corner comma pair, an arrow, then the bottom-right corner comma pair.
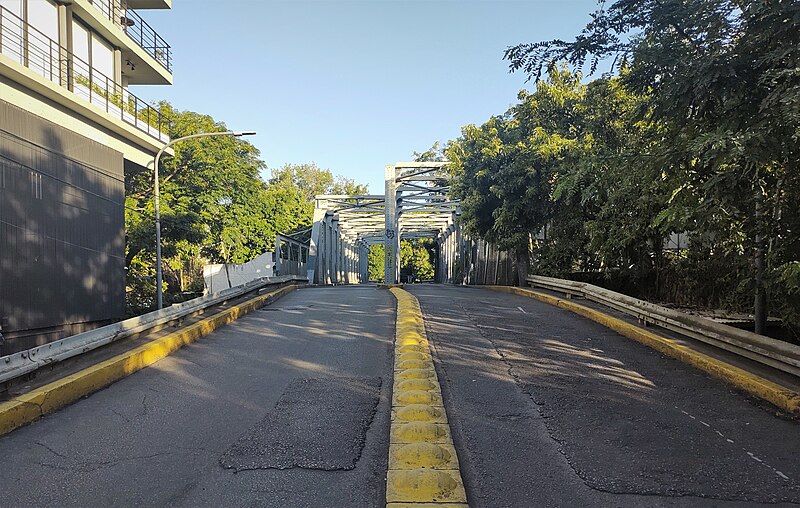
384,164 -> 399,284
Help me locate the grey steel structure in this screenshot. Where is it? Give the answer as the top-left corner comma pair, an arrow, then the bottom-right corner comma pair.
275,233 -> 310,277
307,162 -> 458,285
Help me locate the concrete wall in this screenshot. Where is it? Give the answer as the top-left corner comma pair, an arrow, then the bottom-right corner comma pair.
203,252 -> 275,294
0,98 -> 125,354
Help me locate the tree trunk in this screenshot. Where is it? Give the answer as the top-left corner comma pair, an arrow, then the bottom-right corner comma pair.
514,241 -> 530,287
224,262 -> 233,289
754,183 -> 767,335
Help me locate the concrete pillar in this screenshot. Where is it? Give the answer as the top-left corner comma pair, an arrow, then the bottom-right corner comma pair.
57,3 -> 73,88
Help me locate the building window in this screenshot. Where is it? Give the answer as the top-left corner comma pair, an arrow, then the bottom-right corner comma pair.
0,0 -> 59,81
0,0 -> 25,65
72,16 -> 117,107
26,0 -> 59,82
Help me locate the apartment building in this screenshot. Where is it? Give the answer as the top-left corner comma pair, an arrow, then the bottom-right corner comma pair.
0,0 -> 172,354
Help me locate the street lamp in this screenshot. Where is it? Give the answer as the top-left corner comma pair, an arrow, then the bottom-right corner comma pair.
153,130 -> 256,309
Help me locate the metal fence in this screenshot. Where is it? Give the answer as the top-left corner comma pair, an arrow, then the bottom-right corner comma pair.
275,234 -> 309,277
437,225 -> 515,286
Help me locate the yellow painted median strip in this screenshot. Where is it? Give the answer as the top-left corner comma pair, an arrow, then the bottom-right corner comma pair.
0,285 -> 300,437
487,286 -> 800,415
386,288 -> 469,508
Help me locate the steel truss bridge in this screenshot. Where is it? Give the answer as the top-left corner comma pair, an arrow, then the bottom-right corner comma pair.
306,162 -> 460,285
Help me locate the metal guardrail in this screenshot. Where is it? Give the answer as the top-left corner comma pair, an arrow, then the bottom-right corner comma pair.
527,275 -> 800,378
0,275 -> 306,385
123,8 -> 172,72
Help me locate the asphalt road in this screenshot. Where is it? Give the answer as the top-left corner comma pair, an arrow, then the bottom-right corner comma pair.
3,284 -> 799,508
409,285 -> 800,508
0,286 -> 394,508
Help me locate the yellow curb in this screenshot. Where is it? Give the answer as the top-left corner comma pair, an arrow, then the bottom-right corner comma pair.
398,344 -> 430,354
387,504 -> 469,508
396,368 -> 436,381
390,422 -> 452,444
486,286 -> 800,415
396,359 -> 436,371
393,390 -> 444,407
392,405 -> 448,423
387,288 -> 469,507
397,352 -> 433,362
396,378 -> 441,392
389,443 -> 460,470
386,469 -> 467,504
0,285 -> 299,437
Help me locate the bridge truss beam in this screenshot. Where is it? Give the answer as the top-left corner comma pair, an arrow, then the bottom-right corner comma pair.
307,161 -> 458,284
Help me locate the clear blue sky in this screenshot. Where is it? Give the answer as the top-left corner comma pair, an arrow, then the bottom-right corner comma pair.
132,0 -> 600,193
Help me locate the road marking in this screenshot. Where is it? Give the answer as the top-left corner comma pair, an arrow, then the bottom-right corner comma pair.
386,288 -> 468,507
674,406 -> 791,483
517,306 -> 527,314
489,286 -> 800,415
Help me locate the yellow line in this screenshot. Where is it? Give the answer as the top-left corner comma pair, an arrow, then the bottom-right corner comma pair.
386,288 -> 469,507
486,286 -> 800,415
0,285 -> 300,437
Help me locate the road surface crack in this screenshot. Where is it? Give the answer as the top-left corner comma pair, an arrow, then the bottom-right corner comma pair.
35,441 -> 69,459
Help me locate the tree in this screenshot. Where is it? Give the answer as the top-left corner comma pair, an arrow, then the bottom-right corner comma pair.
125,102 -> 269,312
125,104 -> 368,314
368,243 -> 385,281
398,240 -> 435,282
270,163 -> 368,201
505,0 -> 800,334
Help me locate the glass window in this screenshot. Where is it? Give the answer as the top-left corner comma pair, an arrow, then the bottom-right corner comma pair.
26,0 -> 58,81
91,33 -> 114,79
27,0 -> 57,39
0,0 -> 24,64
72,19 -> 90,63
71,19 -> 91,101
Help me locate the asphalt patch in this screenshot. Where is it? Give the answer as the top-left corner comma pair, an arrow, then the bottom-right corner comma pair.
220,377 -> 381,472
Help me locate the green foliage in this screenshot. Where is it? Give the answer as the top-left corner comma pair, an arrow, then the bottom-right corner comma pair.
448,0 -> 800,336
125,104 -> 366,314
367,240 -> 434,283
399,240 -> 435,282
368,243 -> 385,281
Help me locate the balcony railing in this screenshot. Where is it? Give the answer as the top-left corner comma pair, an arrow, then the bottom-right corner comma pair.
0,5 -> 169,143
89,0 -> 172,73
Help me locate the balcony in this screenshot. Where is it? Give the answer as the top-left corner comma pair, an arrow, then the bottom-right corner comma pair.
0,4 -> 168,143
88,0 -> 171,73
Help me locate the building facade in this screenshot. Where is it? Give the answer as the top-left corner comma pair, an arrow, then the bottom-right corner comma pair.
0,0 -> 172,354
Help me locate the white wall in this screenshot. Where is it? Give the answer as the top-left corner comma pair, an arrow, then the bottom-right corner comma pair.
203,252 -> 275,294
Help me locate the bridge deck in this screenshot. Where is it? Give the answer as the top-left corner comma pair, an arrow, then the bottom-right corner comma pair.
1,285 -> 798,506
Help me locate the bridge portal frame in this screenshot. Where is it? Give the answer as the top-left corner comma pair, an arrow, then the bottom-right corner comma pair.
307,162 -> 458,285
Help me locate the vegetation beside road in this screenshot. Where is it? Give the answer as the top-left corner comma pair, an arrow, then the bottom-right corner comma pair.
125,101 -> 367,315
443,0 -> 800,339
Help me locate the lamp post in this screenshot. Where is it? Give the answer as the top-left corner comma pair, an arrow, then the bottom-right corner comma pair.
153,130 -> 256,309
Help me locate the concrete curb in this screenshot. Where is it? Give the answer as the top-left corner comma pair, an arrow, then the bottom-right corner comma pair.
485,286 -> 800,416
386,288 -> 469,507
0,285 -> 299,437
